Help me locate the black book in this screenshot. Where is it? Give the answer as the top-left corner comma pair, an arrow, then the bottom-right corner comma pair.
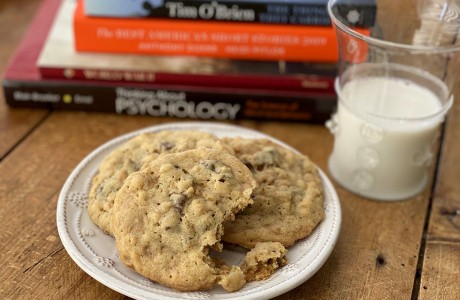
84,0 -> 377,27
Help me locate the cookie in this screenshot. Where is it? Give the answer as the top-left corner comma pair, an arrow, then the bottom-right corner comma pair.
241,242 -> 288,282
88,130 -> 232,235
111,148 -> 257,292
222,138 -> 325,248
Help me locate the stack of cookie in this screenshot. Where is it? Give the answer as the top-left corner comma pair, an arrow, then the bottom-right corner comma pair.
88,130 -> 325,292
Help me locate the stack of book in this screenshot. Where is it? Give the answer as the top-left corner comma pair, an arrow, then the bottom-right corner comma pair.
2,0 -> 376,123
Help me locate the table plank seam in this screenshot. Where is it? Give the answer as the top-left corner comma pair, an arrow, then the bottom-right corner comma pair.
0,110 -> 52,162
410,119 -> 449,300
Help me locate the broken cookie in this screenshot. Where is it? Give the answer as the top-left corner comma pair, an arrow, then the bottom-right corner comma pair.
111,148 -> 256,292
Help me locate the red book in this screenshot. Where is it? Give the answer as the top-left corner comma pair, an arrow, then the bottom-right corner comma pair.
74,0 -> 343,62
3,0 -> 61,82
38,0 -> 337,93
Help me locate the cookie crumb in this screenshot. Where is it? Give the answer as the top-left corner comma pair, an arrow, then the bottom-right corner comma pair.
218,265 -> 246,292
241,242 -> 288,282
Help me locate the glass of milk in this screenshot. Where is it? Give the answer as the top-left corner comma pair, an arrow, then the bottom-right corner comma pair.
326,0 -> 460,200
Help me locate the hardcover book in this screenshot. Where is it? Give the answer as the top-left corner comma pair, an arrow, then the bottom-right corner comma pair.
84,0 -> 377,27
38,0 -> 337,92
3,0 -> 337,123
75,0 -> 365,62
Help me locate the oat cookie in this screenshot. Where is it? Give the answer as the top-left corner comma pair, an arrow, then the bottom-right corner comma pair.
241,242 -> 288,282
88,130 -> 231,235
111,149 -> 256,292
222,138 -> 325,248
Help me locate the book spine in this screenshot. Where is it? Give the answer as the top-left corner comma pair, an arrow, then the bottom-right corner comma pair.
84,0 -> 376,27
38,66 -> 336,94
74,1 -> 349,62
3,79 -> 337,123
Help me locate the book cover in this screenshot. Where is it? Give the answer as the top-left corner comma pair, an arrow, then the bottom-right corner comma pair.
84,0 -> 377,27
4,80 -> 337,123
3,0 -> 337,123
2,0 -> 61,82
75,0 -> 364,62
39,0 -> 337,93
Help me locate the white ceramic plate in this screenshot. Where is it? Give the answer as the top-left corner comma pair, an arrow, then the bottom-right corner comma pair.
56,122 -> 341,300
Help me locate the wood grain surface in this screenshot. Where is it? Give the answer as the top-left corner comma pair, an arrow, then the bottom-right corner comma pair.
0,0 -> 49,160
419,86 -> 460,299
0,0 -> 459,299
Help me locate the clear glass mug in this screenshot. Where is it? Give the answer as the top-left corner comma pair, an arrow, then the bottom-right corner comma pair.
326,0 -> 460,200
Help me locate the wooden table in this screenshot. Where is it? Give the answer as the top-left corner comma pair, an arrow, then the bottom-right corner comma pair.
1,0 -> 459,299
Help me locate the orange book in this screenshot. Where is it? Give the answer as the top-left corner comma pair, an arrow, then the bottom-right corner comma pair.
74,0 -> 342,62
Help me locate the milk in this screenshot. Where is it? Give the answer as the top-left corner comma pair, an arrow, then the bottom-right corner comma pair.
328,76 -> 449,200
